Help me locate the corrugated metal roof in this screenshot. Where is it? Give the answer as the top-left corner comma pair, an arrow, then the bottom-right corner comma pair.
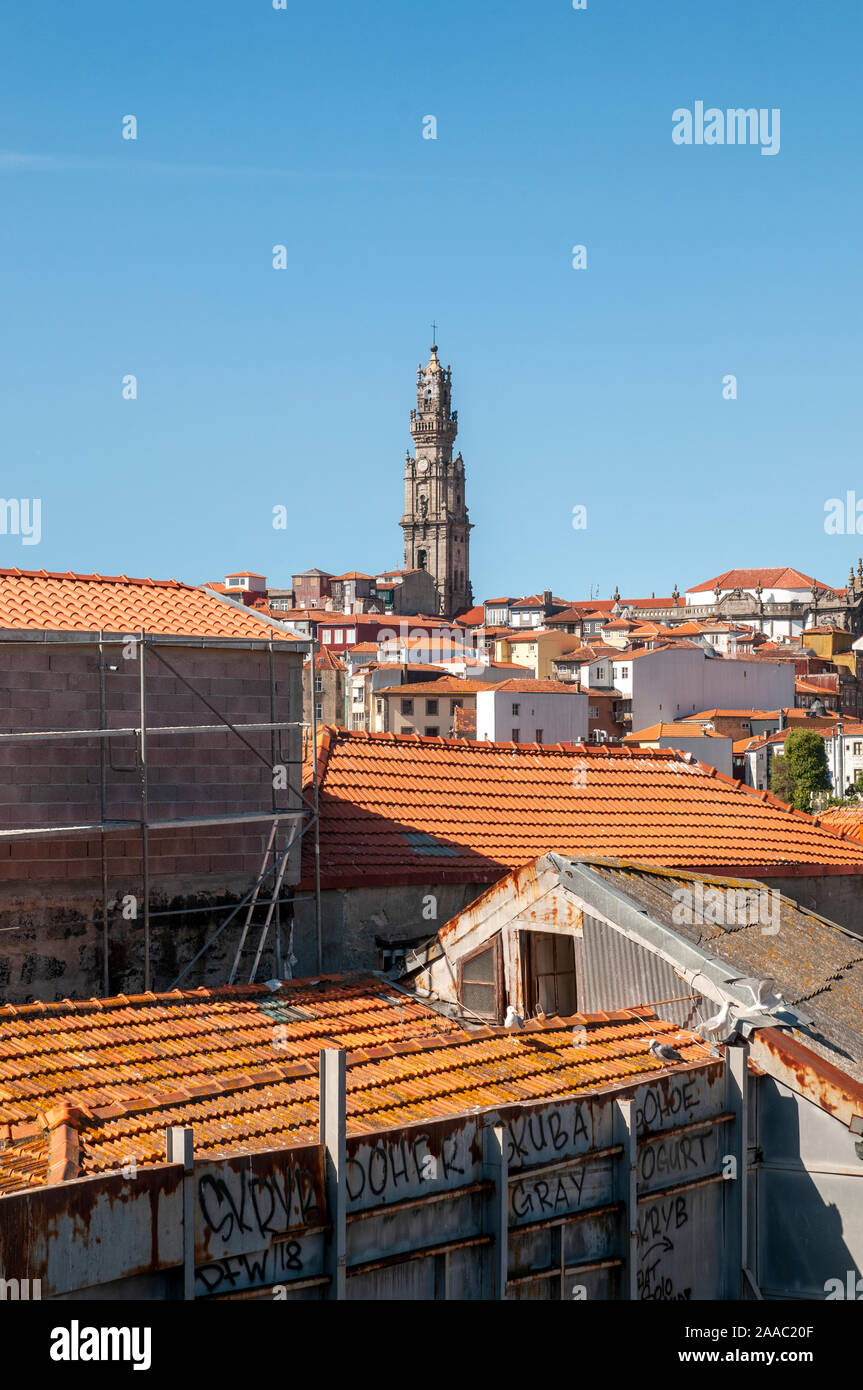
584,860 -> 863,1071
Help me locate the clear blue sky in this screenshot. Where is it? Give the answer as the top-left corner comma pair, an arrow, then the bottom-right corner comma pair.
1,1 -> 860,602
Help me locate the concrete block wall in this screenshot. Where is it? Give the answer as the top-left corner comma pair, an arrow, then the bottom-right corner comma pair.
0,639 -> 304,1001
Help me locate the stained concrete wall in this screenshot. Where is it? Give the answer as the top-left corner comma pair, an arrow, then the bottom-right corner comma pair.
0,637 -> 303,1002
760,874 -> 863,938
292,881 -> 493,976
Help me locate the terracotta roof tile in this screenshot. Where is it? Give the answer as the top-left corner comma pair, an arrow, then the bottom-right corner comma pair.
0,977 -> 711,1190
0,569 -> 293,642
687,568 -> 839,595
301,728 -> 863,886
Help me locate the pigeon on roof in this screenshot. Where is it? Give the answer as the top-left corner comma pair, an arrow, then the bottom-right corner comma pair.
648,1039 -> 685,1063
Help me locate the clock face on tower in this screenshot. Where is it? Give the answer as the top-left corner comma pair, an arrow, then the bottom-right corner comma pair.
417,458 -> 429,473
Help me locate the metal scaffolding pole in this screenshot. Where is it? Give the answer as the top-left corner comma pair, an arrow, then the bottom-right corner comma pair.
139,630 -> 150,992
0,629 -> 321,996
310,630 -> 323,974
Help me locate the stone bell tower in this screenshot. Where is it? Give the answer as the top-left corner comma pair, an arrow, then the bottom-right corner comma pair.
400,342 -> 473,617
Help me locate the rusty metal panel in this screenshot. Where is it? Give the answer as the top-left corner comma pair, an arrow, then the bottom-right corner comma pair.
346,1118 -> 483,1213
194,1143 -> 326,1298
754,1072 -> 863,1299
581,912 -> 701,1028
636,1181 -> 725,1301
0,1165 -> 184,1298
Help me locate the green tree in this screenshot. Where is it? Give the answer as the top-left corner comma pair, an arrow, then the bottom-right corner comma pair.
769,755 -> 796,805
778,728 -> 832,811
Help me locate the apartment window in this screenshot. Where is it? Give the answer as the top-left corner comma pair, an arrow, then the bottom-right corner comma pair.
511,703 -> 521,716
375,699 -> 383,714
353,687 -> 364,702
452,698 -> 463,709
535,729 -> 543,744
589,705 -> 599,719
315,703 -> 323,720
425,726 -> 439,736
322,630 -> 331,644
314,675 -> 323,693
346,629 -> 356,643
854,742 -> 862,756
596,667 -> 605,681
333,629 -> 343,644
619,666 -> 629,679
426,699 -> 439,715
401,699 -> 414,715
511,728 -> 520,742
458,937 -> 503,1022
352,713 -> 364,729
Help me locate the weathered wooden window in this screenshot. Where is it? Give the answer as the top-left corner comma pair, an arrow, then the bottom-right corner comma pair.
525,932 -> 577,1017
458,937 -> 502,1022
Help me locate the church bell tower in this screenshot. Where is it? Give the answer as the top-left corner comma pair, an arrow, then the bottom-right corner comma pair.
400,341 -> 473,617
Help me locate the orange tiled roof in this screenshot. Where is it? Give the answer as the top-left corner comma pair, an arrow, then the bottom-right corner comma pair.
310,647 -> 346,672
376,677 -> 494,697
493,678 -> 580,694
0,569 -> 293,641
687,568 -> 838,595
301,728 -> 863,886
454,606 -> 486,626
0,976 -> 711,1190
688,709 -> 776,720
819,806 -> 863,842
733,736 -> 764,754
624,723 -> 723,741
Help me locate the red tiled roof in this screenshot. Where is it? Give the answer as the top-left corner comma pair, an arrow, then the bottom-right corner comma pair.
687,568 -> 838,595
688,709 -> 776,720
311,647 -> 346,672
492,679 -> 580,694
510,594 -> 567,610
454,606 -> 486,626
224,571 -> 265,579
0,976 -> 710,1190
556,644 -> 621,663
375,678 -> 494,696
0,569 -> 293,641
624,723 -> 723,741
302,728 -> 863,887
796,679 -> 836,697
819,806 -> 863,842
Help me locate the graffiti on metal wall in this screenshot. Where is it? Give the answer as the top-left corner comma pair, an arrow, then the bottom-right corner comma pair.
194,1152 -> 324,1297
636,1192 -> 692,1301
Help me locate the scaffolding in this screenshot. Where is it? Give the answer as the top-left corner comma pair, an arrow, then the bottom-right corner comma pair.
0,627 -> 323,994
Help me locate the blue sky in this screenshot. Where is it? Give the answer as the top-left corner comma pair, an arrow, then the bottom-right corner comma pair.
0,1 -> 860,602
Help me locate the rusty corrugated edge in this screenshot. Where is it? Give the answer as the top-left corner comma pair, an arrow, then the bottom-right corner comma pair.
748,1028 -> 863,1127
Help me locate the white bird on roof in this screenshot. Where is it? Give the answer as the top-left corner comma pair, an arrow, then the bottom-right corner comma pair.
728,977 -> 785,1011
504,1005 -> 523,1030
649,1038 -> 685,1063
